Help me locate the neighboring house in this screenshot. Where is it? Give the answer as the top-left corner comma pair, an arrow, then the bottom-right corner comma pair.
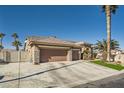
96,50 -> 116,60
115,50 -> 124,64
24,36 -> 92,64
96,49 -> 124,63
96,51 -> 103,59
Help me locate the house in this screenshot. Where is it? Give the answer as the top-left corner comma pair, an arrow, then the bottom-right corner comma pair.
114,50 -> 124,64
24,36 -> 92,64
95,49 -> 124,62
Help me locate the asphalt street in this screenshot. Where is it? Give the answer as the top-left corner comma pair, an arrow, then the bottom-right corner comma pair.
73,73 -> 124,88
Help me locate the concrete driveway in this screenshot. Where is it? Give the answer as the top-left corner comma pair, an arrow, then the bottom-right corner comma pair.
0,61 -> 119,88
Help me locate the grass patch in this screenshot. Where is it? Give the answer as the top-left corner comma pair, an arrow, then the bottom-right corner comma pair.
91,60 -> 124,71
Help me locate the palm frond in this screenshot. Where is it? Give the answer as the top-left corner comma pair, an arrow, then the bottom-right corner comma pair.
95,39 -> 119,52
110,5 -> 118,14
102,5 -> 118,14
12,33 -> 19,39
102,5 -> 106,12
0,33 -> 6,38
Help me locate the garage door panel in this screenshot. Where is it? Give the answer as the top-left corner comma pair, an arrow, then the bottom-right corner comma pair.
40,49 -> 67,62
72,50 -> 79,61
49,56 -> 66,62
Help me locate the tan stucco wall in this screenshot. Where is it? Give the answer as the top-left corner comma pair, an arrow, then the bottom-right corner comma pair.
31,45 -> 40,64
0,50 -> 29,63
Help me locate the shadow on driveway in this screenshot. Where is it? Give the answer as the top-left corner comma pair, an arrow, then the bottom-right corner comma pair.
0,76 -> 4,80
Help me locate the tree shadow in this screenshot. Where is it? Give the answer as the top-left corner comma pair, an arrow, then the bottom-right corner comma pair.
0,76 -> 4,80
0,59 -> 9,65
0,61 -> 82,83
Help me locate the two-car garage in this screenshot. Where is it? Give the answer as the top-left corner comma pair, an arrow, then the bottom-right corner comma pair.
25,36 -> 83,64
40,48 -> 80,62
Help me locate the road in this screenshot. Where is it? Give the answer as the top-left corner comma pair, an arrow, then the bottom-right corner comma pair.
73,73 -> 124,88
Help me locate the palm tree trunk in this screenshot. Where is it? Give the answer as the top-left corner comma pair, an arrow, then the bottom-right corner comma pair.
105,5 -> 111,62
0,38 -> 3,49
16,46 -> 19,51
0,38 -> 2,45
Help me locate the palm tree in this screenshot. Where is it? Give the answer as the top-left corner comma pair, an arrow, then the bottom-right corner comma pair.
111,39 -> 119,50
12,40 -> 22,51
0,33 -> 5,49
12,33 -> 18,40
96,39 -> 107,51
95,39 -> 119,60
102,5 -> 118,62
11,33 -> 22,51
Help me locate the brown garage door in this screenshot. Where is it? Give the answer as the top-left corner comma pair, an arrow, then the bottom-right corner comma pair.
40,49 -> 67,62
72,50 -> 79,61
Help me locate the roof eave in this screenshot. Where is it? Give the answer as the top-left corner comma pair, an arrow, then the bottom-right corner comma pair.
29,41 -> 82,48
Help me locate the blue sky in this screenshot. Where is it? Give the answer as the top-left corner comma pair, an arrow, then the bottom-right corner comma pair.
0,5 -> 124,49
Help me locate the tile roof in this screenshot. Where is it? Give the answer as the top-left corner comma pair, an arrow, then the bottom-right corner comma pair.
26,36 -> 78,46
